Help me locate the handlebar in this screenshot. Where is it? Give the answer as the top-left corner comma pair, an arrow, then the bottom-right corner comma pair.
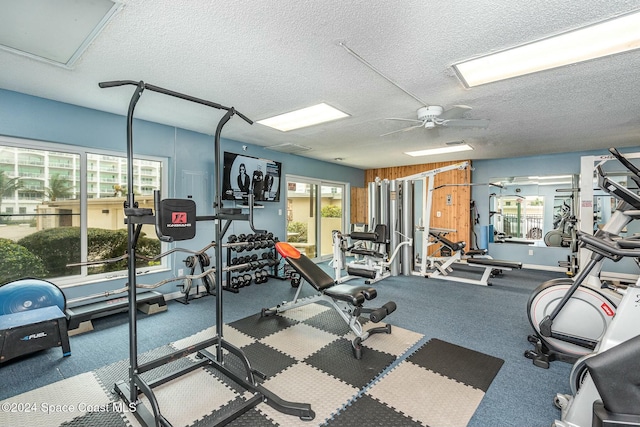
609,147 -> 640,182
99,80 -> 253,125
578,231 -> 640,261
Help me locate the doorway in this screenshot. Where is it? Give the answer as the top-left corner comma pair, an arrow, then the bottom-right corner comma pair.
285,176 -> 347,261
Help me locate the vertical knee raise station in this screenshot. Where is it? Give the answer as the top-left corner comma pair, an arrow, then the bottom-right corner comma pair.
100,80 -> 313,427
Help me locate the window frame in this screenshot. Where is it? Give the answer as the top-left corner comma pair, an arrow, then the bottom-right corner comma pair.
0,135 -> 169,288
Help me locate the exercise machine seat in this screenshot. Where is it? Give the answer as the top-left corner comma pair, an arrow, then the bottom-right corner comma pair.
466,257 -> 523,269
276,242 -> 375,304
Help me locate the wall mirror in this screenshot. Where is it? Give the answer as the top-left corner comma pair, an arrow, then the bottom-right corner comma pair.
489,174 -> 577,246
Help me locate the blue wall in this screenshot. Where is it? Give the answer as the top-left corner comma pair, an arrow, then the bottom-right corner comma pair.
0,89 -> 364,298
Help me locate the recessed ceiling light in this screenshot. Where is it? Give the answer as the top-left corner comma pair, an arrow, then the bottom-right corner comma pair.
0,0 -> 122,68
405,144 -> 473,157
453,9 -> 640,87
257,103 -> 349,132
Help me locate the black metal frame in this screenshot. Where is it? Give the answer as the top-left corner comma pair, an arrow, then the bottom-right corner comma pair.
99,80 -> 314,427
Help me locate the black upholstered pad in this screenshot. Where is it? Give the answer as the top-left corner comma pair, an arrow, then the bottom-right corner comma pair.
284,248 -> 378,305
350,248 -> 385,258
466,258 -> 522,269
323,284 -> 376,305
285,254 -> 335,291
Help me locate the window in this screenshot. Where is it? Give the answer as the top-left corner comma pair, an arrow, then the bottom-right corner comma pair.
0,137 -> 166,285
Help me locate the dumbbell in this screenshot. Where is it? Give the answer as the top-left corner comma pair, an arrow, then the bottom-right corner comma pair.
254,271 -> 263,284
230,276 -> 239,289
250,254 -> 259,261
243,273 -> 252,286
291,274 -> 300,288
228,234 -> 238,243
230,257 -> 239,265
254,270 -> 266,284
260,269 -> 269,284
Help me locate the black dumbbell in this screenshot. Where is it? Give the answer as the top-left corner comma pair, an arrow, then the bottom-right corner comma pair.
230,276 -> 239,289
243,273 -> 252,286
256,270 -> 267,284
228,234 -> 237,243
238,233 -> 247,242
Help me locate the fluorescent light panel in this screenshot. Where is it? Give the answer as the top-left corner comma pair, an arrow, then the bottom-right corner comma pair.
0,0 -> 121,67
257,103 -> 349,131
453,10 -> 640,87
405,144 -> 473,157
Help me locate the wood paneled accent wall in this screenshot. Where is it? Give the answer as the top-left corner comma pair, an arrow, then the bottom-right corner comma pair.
351,160 -> 473,250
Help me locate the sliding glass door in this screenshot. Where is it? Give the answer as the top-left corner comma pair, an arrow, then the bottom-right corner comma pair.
286,176 -> 347,261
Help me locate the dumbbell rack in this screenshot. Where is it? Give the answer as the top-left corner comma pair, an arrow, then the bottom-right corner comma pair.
225,232 -> 279,292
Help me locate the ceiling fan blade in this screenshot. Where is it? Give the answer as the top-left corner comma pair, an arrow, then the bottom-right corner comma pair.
440,118 -> 490,128
380,123 -> 424,137
439,105 -> 472,120
385,118 -> 423,123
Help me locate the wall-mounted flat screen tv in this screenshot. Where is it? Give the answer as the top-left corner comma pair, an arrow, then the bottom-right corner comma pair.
223,151 -> 282,202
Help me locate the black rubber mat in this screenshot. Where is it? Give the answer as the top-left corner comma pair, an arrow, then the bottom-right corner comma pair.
59,411 -> 131,427
326,394 -> 424,426
407,338 -> 504,392
302,308 -> 366,336
228,312 -> 299,339
304,337 -> 396,388
234,340 -> 297,379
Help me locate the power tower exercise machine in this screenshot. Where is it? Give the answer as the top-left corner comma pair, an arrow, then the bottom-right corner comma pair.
100,80 -> 313,427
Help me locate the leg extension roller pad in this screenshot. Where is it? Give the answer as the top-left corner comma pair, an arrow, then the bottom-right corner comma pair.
369,301 -> 397,323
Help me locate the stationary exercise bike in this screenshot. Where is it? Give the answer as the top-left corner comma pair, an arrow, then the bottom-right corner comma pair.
525,148 -> 640,368
552,231 -> 640,427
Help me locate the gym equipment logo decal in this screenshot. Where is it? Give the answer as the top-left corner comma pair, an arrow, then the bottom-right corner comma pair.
167,211 -> 191,228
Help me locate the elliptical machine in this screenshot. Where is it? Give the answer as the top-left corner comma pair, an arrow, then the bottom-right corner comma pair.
525,148 -> 640,368
552,231 -> 640,427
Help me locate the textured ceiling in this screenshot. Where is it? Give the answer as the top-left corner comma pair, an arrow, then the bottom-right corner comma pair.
2,0 -> 640,169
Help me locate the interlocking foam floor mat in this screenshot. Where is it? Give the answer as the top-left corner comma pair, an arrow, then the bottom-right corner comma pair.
0,303 -> 502,427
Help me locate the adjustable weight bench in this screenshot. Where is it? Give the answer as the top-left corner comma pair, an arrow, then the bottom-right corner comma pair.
263,242 -> 397,359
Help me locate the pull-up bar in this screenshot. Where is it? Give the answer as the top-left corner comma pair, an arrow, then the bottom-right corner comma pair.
99,80 -> 313,427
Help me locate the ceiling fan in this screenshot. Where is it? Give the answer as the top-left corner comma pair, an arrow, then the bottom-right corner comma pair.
338,42 -> 490,136
381,105 -> 489,136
